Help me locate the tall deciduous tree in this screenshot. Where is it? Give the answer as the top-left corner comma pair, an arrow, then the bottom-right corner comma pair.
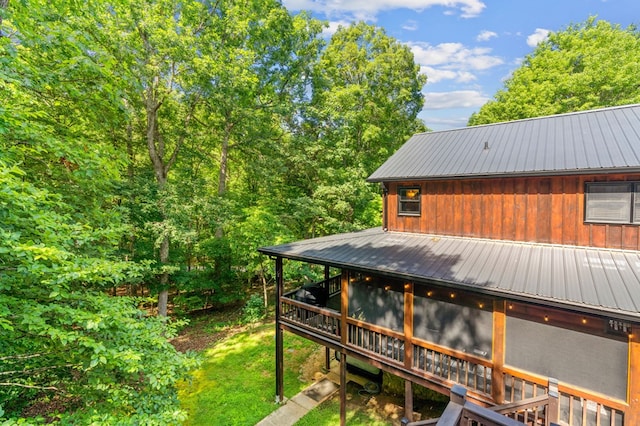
86,0 -> 207,316
469,18 -> 640,125
0,2 -> 196,421
288,22 -> 426,236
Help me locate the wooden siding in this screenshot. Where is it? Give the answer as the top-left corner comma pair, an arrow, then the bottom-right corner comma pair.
387,175 -> 640,249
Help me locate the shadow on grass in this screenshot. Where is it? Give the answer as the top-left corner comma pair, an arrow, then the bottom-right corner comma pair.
178,322 -> 319,426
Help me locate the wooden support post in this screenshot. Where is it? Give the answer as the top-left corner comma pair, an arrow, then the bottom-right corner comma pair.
404,281 -> 414,422
450,384 -> 467,405
340,270 -> 349,346
325,347 -> 331,372
339,270 -> 349,426
628,332 -> 640,425
324,264 -> 330,301
340,351 -> 347,426
547,377 -> 559,426
275,257 -> 284,404
405,380 -> 414,423
324,265 -> 331,372
491,300 -> 506,403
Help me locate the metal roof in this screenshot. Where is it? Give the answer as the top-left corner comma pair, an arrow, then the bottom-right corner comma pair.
368,104 -> 640,182
259,228 -> 640,321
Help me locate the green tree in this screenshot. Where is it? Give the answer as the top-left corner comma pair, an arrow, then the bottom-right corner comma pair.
0,2 -> 197,422
287,22 -> 426,236
469,18 -> 640,125
0,164 -> 196,424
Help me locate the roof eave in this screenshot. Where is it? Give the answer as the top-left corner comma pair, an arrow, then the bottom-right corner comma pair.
258,244 -> 640,323
367,167 -> 640,183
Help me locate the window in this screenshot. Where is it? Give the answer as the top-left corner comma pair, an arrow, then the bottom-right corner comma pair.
398,186 -> 421,216
585,182 -> 640,224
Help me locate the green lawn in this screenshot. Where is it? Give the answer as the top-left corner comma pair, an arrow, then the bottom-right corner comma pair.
294,398 -> 390,426
178,322 -> 319,425
177,319 -> 407,425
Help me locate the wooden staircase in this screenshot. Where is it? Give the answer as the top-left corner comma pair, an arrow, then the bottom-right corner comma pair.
402,380 -> 560,426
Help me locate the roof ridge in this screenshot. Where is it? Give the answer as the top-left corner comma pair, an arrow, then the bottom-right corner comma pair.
413,103 -> 640,136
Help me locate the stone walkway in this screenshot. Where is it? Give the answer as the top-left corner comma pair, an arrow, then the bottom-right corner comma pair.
255,377 -> 339,426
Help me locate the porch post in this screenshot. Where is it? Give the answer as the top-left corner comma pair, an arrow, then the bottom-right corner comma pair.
491,300 -> 506,403
340,270 -> 349,346
339,270 -> 349,425
324,265 -> 331,371
340,351 -> 347,426
628,332 -> 640,424
403,282 -> 414,421
547,377 -> 559,425
275,256 -> 284,403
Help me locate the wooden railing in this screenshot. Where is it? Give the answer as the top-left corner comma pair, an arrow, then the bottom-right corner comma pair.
347,319 -> 405,364
502,368 -> 626,426
403,385 -> 529,426
327,275 -> 341,296
412,340 -> 493,396
280,286 -> 628,425
281,297 -> 341,339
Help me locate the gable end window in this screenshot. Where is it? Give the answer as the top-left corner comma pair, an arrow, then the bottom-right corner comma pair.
398,186 -> 421,216
585,182 -> 640,224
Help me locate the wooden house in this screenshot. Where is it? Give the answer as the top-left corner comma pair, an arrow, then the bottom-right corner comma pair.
258,104 -> 640,425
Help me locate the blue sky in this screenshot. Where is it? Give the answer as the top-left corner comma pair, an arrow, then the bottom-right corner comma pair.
282,0 -> 640,130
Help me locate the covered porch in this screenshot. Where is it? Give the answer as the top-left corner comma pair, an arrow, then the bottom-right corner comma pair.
260,228 -> 640,425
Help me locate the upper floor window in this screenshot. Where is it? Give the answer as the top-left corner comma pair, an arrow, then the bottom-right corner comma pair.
585,182 -> 640,224
398,186 -> 421,216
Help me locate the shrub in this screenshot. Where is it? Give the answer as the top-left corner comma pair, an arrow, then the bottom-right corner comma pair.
242,294 -> 266,324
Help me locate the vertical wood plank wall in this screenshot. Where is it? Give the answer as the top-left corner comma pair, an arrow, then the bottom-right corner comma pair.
386,175 -> 640,250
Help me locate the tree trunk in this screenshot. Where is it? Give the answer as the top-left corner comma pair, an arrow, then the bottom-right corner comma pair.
215,119 -> 233,238
145,85 -> 171,316
217,132 -> 229,197
157,234 -> 170,316
260,261 -> 268,309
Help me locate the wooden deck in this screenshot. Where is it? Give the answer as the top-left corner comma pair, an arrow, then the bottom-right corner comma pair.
280,276 -> 626,426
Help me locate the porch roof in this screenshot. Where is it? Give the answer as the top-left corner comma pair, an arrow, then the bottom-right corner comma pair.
259,228 -> 640,322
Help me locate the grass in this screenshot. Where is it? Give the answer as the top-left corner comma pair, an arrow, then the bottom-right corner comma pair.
176,313 -> 441,426
294,398 -> 391,426
178,322 -> 319,425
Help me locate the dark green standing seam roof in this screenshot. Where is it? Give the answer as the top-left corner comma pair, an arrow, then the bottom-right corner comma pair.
367,104 -> 640,182
259,228 -> 640,322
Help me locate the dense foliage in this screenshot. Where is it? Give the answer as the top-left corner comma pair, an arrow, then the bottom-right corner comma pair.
0,0 -> 425,422
469,18 -> 640,125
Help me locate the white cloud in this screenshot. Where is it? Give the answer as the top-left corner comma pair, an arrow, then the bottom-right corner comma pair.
421,114 -> 471,130
411,42 -> 502,69
421,66 -> 476,84
410,41 -> 503,84
527,28 -> 550,47
402,20 -> 419,31
282,0 -> 486,21
424,90 -> 490,109
476,30 -> 497,42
